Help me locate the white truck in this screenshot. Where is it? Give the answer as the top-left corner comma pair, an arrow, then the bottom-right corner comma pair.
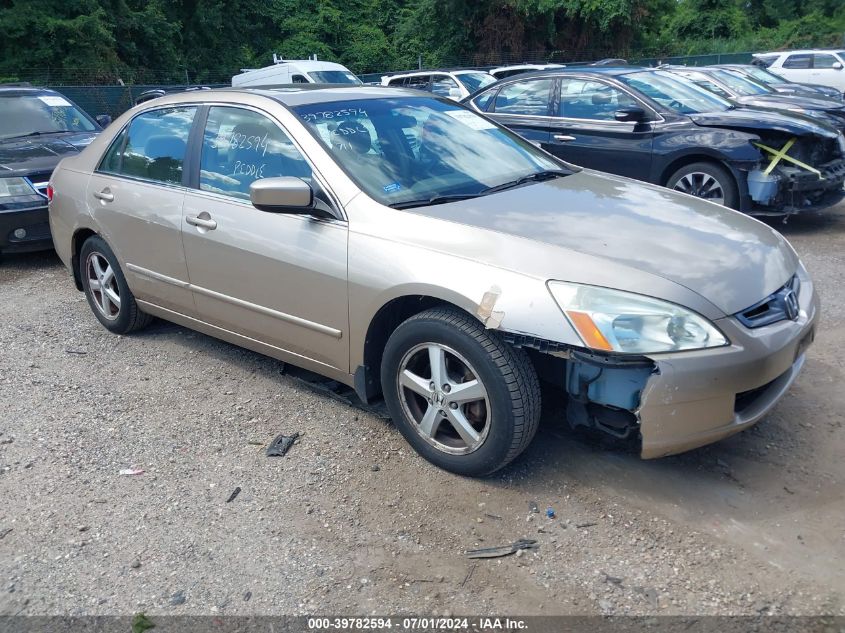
232,55 -> 361,87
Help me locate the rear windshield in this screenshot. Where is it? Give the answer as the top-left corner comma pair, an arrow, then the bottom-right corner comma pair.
0,93 -> 96,140
308,71 -> 362,85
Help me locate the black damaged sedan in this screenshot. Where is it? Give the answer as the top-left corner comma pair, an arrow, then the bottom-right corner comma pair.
464,67 -> 845,216
0,86 -> 105,254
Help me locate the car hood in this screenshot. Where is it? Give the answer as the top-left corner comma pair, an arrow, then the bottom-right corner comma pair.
405,170 -> 798,316
689,108 -> 840,139
735,93 -> 845,112
0,132 -> 98,176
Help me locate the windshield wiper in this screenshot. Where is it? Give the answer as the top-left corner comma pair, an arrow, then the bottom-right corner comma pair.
481,169 -> 570,195
5,130 -> 69,140
388,193 -> 481,210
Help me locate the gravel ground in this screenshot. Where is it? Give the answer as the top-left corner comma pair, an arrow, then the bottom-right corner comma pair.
0,204 -> 843,617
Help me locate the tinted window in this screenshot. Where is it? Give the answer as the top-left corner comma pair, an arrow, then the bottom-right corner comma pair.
0,92 -> 96,140
308,70 -> 361,84
492,79 -> 553,115
430,76 -> 459,97
100,107 -> 195,185
199,106 -> 311,200
783,54 -> 812,69
402,75 -> 430,88
455,72 -> 496,93
295,97 -> 564,206
813,54 -> 839,69
558,79 -> 637,119
472,90 -> 497,112
619,70 -> 732,114
291,74 -> 309,83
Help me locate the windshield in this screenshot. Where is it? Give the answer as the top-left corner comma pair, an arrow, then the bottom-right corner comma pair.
618,70 -> 733,114
455,72 -> 496,93
308,70 -> 362,85
294,97 -> 566,206
744,66 -> 786,84
709,69 -> 771,95
0,93 -> 96,140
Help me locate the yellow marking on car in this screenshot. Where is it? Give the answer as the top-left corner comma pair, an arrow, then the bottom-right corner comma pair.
754,138 -> 822,179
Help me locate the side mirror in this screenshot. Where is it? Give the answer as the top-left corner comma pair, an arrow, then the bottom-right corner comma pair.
250,177 -> 314,212
614,106 -> 647,122
833,62 -> 843,70
95,114 -> 112,127
448,86 -> 462,100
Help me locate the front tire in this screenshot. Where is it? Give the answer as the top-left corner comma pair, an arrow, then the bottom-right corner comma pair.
79,235 -> 152,334
666,161 -> 739,209
381,307 -> 541,476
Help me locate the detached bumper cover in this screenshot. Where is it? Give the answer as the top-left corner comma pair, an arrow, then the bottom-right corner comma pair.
638,273 -> 818,459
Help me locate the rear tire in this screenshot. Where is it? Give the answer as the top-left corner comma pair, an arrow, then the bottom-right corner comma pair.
666,161 -> 739,209
380,307 -> 541,476
79,235 -> 152,334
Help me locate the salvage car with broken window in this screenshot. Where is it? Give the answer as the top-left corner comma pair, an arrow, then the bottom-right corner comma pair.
465,68 -> 845,216
49,86 -> 818,476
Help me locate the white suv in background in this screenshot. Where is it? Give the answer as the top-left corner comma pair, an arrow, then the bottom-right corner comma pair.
381,70 -> 496,100
753,50 -> 845,95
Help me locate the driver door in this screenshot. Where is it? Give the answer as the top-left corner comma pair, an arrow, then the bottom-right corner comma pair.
181,105 -> 349,372
546,77 -> 654,180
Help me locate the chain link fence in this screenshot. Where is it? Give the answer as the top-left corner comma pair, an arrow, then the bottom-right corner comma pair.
9,49 -> 757,118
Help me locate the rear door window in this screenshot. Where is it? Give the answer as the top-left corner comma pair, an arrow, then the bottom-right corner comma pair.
491,79 -> 553,115
98,106 -> 196,185
198,106 -> 312,200
783,54 -> 812,69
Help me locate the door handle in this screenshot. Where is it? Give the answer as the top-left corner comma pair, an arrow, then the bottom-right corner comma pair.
93,189 -> 114,202
186,214 -> 217,230
553,134 -> 576,142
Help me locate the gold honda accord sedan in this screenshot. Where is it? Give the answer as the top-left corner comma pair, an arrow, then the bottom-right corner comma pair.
48,86 -> 817,476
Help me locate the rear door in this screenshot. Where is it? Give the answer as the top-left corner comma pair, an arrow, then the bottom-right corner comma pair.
546,76 -> 653,180
485,77 -> 554,147
180,105 -> 349,372
86,105 -> 197,315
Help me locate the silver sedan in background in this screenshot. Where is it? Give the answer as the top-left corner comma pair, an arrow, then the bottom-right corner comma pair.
48,87 -> 817,476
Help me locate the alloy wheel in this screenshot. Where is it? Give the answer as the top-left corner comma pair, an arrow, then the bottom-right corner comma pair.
396,342 -> 491,455
672,171 -> 726,205
86,252 -> 121,320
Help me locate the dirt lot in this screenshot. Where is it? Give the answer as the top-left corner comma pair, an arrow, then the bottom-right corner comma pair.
0,204 -> 843,618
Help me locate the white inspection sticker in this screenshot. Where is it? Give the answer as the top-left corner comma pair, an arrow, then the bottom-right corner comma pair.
443,109 -> 496,130
38,95 -> 72,107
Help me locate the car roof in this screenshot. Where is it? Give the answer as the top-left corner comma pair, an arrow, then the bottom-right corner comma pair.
142,85 -> 441,108
0,85 -> 58,96
500,66 -> 646,81
756,49 -> 844,56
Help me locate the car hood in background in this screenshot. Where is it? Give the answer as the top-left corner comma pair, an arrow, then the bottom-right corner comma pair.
688,108 -> 840,139
0,132 -> 98,176
735,93 -> 845,114
404,170 -> 797,316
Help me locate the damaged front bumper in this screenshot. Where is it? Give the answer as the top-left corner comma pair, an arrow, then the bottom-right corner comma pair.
638,274 -> 818,458
556,271 -> 818,459
747,151 -> 845,215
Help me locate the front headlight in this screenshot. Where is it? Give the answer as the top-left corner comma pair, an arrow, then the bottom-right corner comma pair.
0,177 -> 38,199
548,281 -> 729,354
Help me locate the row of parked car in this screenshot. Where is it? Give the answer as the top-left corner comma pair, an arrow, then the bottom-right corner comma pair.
2,50 -> 845,257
